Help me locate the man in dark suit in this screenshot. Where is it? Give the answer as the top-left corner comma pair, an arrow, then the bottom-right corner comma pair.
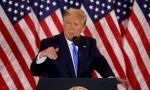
30,8 -> 128,87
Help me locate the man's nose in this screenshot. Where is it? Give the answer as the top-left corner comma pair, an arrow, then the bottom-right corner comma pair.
70,24 -> 75,30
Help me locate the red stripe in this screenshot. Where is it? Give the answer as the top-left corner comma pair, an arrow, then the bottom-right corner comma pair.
106,14 -> 124,55
0,73 -> 9,90
123,50 -> 141,90
118,22 -> 141,89
13,24 -> 35,60
130,11 -> 150,58
0,46 -> 24,90
83,26 -> 93,37
125,28 -> 150,88
119,23 -> 126,37
92,70 -> 98,78
24,15 -> 41,48
51,12 -> 63,33
95,21 -> 126,79
0,18 -> 36,89
40,20 -> 53,37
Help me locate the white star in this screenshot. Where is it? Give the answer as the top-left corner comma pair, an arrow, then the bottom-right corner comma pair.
117,2 -> 121,6
39,11 -> 43,15
130,0 -> 133,3
108,0 -> 112,2
95,7 -> 99,12
145,0 -> 148,1
101,10 -> 105,14
40,5 -> 44,8
89,5 -> 93,9
13,17 -> 17,21
70,1 -> 73,4
129,6 -> 132,10
143,4 -> 147,8
46,6 -> 50,11
113,0 -> 115,4
90,0 -> 94,3
107,5 -> 111,10
123,4 -> 127,8
94,14 -> 98,19
34,2 -> 38,6
20,5 -> 24,9
15,3 -> 19,7
123,11 -> 126,15
27,0 -> 29,3
14,9 -> 18,14
52,2 -> 56,6
64,6 -> 67,10
64,0 -> 68,3
116,9 -> 120,13
102,3 -> 105,7
2,0 -> 6,3
75,2 -> 79,6
148,13 -> 150,18
20,11 -> 24,16
8,1 -> 12,4
96,1 -> 99,5
117,16 -> 120,20
46,0 -> 50,4
8,8 -> 12,12
26,6 -> 30,11
22,0 -> 25,1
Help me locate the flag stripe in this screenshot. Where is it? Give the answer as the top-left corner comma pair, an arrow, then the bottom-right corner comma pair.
95,21 -> 125,78
0,18 -> 36,89
13,23 -> 35,60
83,27 -> 93,38
45,16 -> 60,35
123,51 -> 141,90
130,11 -> 150,58
0,46 -> 25,90
51,12 -> 63,33
106,13 -> 126,74
0,67 -> 10,90
40,20 -> 53,37
24,15 -> 41,48
125,29 -> 150,88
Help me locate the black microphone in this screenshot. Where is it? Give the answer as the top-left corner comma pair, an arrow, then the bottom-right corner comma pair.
72,36 -> 80,46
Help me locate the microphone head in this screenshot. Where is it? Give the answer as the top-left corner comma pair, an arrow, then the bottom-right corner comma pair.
72,36 -> 80,46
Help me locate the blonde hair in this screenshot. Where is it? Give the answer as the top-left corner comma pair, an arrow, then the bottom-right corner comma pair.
63,8 -> 87,25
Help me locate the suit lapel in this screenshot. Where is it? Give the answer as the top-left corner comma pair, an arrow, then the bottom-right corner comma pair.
59,33 -> 76,78
78,36 -> 87,77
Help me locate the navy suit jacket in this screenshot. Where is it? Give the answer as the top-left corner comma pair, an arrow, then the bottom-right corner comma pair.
30,33 -> 115,78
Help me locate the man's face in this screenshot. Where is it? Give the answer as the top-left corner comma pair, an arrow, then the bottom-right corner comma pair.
63,15 -> 85,40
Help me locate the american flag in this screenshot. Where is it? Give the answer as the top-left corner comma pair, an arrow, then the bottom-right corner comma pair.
0,0 -> 150,90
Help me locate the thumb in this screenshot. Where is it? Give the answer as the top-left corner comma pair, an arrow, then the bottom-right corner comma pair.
55,47 -> 59,52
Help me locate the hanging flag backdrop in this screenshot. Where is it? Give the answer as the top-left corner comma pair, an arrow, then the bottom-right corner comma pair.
0,0 -> 150,90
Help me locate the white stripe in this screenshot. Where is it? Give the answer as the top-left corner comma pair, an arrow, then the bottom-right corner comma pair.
99,15 -> 126,74
123,38 -> 149,89
128,19 -> 150,73
18,19 -> 37,54
0,8 -> 32,69
0,59 -> 17,90
0,32 -> 32,89
29,9 -> 47,40
110,11 -> 121,34
55,9 -> 63,25
134,1 -> 150,41
45,16 -> 59,36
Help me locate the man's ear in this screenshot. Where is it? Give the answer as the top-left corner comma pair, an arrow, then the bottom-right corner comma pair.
82,24 -> 86,31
